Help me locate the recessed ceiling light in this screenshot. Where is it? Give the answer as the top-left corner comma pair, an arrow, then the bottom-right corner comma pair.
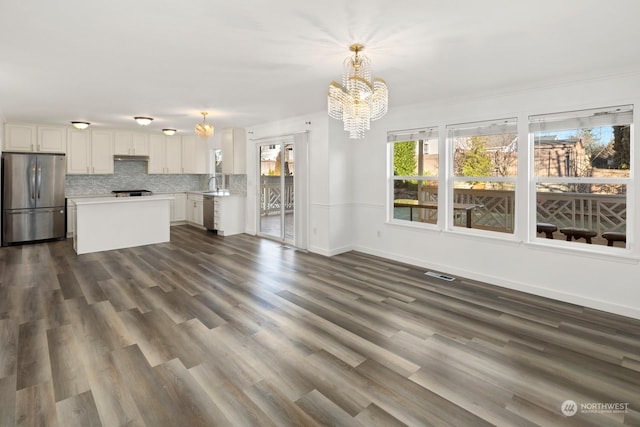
134,116 -> 153,126
162,128 -> 177,136
71,121 -> 90,130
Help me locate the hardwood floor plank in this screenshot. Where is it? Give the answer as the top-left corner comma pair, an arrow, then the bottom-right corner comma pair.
295,389 -> 363,427
153,358 -> 233,427
0,319 -> 18,378
47,325 -> 91,402
111,344 -> 183,427
189,362 -> 278,427
79,350 -> 143,427
354,403 -> 408,426
55,391 -> 101,427
118,308 -> 206,368
57,272 -> 84,300
15,381 -> 58,427
245,379 -> 323,427
16,320 -> 51,390
0,375 -> 16,426
65,299 -> 135,353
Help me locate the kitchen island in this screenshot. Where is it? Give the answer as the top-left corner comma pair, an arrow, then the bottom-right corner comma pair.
70,195 -> 173,254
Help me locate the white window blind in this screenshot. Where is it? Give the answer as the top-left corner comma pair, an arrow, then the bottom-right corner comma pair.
388,127 -> 438,142
447,118 -> 517,138
529,105 -> 633,133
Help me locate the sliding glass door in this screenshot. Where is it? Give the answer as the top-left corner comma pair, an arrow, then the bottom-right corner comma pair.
258,142 -> 294,243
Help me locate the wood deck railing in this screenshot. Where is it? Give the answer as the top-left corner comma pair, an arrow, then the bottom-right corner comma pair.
399,186 -> 626,236
260,176 -> 294,216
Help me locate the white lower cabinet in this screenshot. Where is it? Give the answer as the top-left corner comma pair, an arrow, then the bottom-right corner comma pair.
186,193 -> 204,227
66,200 -> 76,237
171,193 -> 187,222
213,195 -> 245,236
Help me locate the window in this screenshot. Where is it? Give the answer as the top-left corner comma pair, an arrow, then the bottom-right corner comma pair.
447,118 -> 518,233
389,128 -> 439,225
530,105 -> 632,248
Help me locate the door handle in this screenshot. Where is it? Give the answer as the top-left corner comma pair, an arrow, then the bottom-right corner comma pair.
36,165 -> 42,199
31,164 -> 36,199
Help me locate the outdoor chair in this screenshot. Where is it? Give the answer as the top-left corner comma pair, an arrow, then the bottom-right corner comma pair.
559,227 -> 597,244
536,222 -> 557,239
602,232 -> 626,247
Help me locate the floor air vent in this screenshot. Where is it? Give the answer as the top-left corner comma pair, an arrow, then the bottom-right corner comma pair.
425,271 -> 455,281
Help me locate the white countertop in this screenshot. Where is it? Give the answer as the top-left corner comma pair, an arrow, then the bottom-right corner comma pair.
71,194 -> 174,205
186,190 -> 234,197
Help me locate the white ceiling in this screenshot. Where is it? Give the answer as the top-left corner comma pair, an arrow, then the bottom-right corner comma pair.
1,0 -> 639,133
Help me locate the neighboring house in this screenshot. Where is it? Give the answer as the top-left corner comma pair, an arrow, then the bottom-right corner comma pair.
534,136 -> 588,177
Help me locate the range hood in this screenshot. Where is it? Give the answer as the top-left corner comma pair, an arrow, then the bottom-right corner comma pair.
113,154 -> 149,161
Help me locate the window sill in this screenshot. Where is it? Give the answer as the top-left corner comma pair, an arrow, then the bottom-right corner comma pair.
525,239 -> 640,264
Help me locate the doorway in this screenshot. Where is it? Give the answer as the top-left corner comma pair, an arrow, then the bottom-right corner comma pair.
258,141 -> 294,243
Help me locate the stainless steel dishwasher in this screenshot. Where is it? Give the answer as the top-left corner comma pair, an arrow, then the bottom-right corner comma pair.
203,195 -> 215,230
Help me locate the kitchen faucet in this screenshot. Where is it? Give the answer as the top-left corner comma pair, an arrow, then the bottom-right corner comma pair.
208,175 -> 218,191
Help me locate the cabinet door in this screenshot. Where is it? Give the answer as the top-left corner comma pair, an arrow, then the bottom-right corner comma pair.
91,130 -> 114,174
221,129 -> 234,174
148,134 -> 166,174
132,133 -> 149,155
186,197 -> 196,222
165,138 -> 182,174
66,130 -> 91,174
221,128 -> 246,174
194,200 -> 204,226
114,131 -> 132,155
172,193 -> 187,221
181,136 -> 196,173
4,124 -> 36,152
38,126 -> 66,153
194,140 -> 209,174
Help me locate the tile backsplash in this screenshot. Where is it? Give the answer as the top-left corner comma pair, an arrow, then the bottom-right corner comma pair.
66,161 -> 204,196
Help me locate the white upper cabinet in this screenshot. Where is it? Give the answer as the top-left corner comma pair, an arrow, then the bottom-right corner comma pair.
66,129 -> 114,175
181,135 -> 209,174
221,127 -> 246,174
148,134 -> 182,174
91,130 -> 115,174
114,131 -> 149,155
4,124 -> 66,153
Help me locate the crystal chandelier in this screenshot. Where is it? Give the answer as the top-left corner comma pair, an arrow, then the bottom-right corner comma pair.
328,44 -> 388,139
195,112 -> 214,138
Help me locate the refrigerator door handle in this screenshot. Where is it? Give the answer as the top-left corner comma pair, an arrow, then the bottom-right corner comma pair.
31,163 -> 37,200
37,164 -> 42,199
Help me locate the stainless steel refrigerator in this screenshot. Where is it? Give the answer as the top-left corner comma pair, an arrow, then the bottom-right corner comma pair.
1,152 -> 66,246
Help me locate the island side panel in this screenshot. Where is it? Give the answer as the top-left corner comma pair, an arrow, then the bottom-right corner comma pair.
74,198 -> 171,254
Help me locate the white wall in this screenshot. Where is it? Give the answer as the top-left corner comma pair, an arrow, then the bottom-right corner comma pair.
350,72 -> 640,319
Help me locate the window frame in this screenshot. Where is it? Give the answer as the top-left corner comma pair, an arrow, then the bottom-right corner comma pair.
388,127 -> 440,229
446,117 -> 519,235
528,105 -> 633,251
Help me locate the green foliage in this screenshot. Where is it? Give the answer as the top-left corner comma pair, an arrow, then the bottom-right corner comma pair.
612,125 -> 631,169
393,141 -> 416,176
461,137 -> 492,177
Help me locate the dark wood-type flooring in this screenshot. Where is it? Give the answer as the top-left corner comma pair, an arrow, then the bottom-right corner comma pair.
1,225 -> 639,426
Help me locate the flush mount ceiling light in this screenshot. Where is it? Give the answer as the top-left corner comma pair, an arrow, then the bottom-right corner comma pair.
195,112 -> 214,138
134,116 -> 154,126
162,128 -> 177,136
328,44 -> 388,139
70,121 -> 90,130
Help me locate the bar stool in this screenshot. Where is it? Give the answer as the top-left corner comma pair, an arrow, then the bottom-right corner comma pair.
536,222 -> 557,239
559,227 -> 597,244
602,232 -> 626,247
